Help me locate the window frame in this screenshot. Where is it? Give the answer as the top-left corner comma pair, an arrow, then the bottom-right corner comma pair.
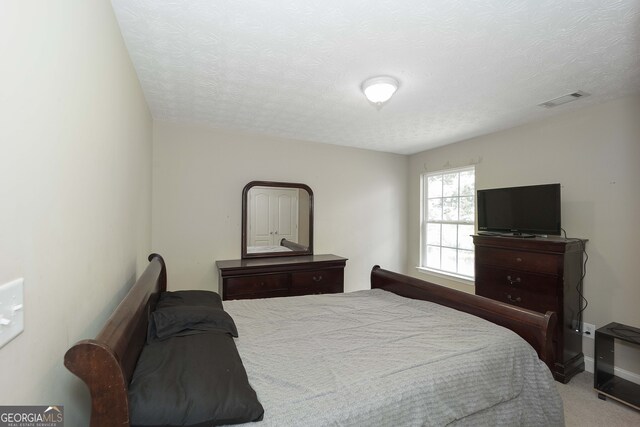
419,166 -> 476,282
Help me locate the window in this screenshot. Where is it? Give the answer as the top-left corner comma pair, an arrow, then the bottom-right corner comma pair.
421,167 -> 475,279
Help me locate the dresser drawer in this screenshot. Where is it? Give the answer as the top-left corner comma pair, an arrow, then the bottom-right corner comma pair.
225,274 -> 289,297
291,268 -> 343,289
476,247 -> 562,275
475,266 -> 560,296
477,283 -> 559,314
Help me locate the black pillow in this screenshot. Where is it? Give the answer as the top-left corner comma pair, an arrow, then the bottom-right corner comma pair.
156,290 -> 223,310
129,333 -> 264,427
148,306 -> 238,342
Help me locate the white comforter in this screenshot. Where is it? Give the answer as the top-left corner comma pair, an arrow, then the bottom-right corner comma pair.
224,289 -> 563,426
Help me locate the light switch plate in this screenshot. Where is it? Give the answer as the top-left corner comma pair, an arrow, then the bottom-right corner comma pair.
0,278 -> 24,348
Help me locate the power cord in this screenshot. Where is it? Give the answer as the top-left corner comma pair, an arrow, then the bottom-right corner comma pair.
561,228 -> 588,332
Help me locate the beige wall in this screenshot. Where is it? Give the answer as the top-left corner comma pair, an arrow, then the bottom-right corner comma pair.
0,1 -> 152,425
152,122 -> 408,293
408,95 -> 640,375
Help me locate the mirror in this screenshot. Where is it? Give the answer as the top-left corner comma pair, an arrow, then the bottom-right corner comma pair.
241,181 -> 313,259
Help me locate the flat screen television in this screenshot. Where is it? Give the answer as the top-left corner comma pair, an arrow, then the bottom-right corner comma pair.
477,183 -> 561,236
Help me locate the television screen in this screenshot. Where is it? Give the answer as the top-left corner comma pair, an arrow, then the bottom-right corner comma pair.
477,184 -> 561,236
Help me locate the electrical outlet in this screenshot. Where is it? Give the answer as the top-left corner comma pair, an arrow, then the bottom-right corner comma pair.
582,322 -> 595,339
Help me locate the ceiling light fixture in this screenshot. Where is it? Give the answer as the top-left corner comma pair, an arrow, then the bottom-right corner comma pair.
362,76 -> 399,109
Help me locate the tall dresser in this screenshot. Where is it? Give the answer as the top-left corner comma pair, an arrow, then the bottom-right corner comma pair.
473,235 -> 586,383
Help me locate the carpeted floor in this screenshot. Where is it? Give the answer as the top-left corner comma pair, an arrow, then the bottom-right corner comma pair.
556,371 -> 640,426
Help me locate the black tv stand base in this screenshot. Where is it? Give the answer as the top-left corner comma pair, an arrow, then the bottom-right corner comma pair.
477,231 -> 536,238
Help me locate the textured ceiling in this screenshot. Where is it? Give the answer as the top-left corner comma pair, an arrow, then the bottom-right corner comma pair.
111,0 -> 640,155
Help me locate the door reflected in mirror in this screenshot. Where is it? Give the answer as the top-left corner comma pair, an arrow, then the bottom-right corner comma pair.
242,181 -> 313,259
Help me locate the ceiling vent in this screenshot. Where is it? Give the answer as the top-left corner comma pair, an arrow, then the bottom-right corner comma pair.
539,91 -> 590,108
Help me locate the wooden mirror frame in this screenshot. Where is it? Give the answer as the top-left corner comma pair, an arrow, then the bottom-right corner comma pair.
241,181 -> 314,259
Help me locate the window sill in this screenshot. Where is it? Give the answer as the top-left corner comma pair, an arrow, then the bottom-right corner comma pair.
415,267 -> 475,287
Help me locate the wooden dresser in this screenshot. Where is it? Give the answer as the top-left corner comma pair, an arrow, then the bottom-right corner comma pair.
216,254 -> 347,301
473,235 -> 586,383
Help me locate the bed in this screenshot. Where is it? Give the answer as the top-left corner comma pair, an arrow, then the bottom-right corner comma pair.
247,245 -> 293,254
247,238 -> 307,254
65,254 -> 562,426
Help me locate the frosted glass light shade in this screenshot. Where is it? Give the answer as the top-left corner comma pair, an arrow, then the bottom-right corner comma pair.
362,76 -> 399,104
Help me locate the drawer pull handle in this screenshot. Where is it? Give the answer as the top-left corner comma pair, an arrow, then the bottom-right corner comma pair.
506,294 -> 522,303
312,275 -> 323,282
515,257 -> 523,262
259,282 -> 265,287
506,275 -> 522,285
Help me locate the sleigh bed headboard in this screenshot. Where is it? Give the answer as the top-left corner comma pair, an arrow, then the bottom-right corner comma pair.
64,253 -> 167,426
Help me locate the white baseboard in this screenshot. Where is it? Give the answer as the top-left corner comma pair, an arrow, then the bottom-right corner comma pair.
584,356 -> 640,385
